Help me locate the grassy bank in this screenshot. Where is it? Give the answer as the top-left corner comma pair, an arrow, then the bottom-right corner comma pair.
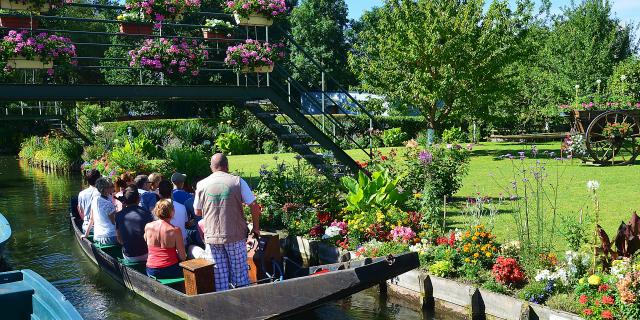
229,142 -> 640,247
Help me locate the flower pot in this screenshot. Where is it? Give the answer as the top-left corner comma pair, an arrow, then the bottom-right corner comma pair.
0,15 -> 38,29
0,0 -> 49,12
7,57 -> 53,69
119,22 -> 153,35
202,29 -> 228,42
233,13 -> 273,27
241,65 -> 274,74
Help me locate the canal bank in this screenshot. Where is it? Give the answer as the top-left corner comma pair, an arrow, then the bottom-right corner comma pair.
0,156 -> 447,320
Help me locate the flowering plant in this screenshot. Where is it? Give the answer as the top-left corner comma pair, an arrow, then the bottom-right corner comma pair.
575,273 -> 618,320
203,18 -> 234,32
617,271 -> 640,319
390,226 -> 416,243
491,256 -> 525,286
0,30 -> 77,75
602,121 -> 631,138
117,10 -> 151,23
6,0 -> 66,11
224,39 -> 285,72
458,225 -> 497,267
124,0 -> 201,23
223,0 -> 287,18
128,37 -> 207,80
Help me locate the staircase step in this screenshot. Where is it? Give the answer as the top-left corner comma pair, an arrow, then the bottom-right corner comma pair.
280,133 -> 309,139
256,112 -> 283,118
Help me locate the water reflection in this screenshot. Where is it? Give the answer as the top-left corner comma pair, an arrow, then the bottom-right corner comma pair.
0,156 -> 461,320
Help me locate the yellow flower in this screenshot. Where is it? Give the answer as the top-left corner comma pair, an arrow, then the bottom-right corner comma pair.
472,236 -> 478,241
473,253 -> 480,258
464,258 -> 470,263
579,277 -> 585,285
588,275 -> 601,286
413,193 -> 422,198
485,252 -> 492,257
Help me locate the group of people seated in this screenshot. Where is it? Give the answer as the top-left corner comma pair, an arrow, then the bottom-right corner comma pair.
76,153 -> 262,291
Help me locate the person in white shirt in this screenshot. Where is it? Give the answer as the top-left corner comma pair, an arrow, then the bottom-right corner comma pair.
78,169 -> 102,233
158,180 -> 188,247
82,177 -> 118,245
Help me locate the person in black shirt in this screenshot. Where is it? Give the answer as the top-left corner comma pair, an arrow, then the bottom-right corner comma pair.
116,185 -> 155,263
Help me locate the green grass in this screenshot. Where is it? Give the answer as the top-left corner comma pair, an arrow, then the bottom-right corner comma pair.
229,142 -> 640,247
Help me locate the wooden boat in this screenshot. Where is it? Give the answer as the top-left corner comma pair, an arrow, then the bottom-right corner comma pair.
0,269 -> 83,319
0,212 -> 11,257
70,212 -> 419,320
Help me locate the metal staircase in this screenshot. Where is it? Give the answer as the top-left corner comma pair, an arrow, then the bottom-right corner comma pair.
0,4 -> 379,173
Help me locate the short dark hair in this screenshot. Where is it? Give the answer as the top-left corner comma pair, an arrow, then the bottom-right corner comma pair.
158,180 -> 173,199
95,177 -> 113,194
121,185 -> 139,205
85,169 -> 101,186
134,175 -> 149,189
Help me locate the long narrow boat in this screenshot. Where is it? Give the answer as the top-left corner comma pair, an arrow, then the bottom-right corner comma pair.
70,212 -> 419,320
0,269 -> 83,319
0,212 -> 11,257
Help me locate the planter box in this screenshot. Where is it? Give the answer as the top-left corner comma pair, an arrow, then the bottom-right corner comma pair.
202,30 -> 229,41
428,275 -> 477,315
529,304 -> 583,320
0,0 -> 49,11
478,289 -> 527,320
241,65 -> 274,74
7,57 -> 52,69
282,236 -> 318,267
119,22 -> 153,35
233,13 -> 273,27
0,15 -> 38,29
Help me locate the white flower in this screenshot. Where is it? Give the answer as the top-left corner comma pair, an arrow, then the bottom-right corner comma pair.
535,269 -> 551,282
596,79 -> 602,84
575,84 -> 580,89
587,180 -> 600,191
323,226 -> 342,239
621,74 -> 627,81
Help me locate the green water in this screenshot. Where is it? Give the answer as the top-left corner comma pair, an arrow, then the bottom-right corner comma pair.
0,156 -> 457,320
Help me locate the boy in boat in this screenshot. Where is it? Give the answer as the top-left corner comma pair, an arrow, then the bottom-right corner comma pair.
78,169 -> 101,233
135,175 -> 159,212
144,199 -> 187,279
171,172 -> 193,205
194,153 -> 262,292
116,186 -> 154,263
82,177 -> 118,245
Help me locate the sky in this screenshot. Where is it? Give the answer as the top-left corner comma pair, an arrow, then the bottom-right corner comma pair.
344,0 -> 640,22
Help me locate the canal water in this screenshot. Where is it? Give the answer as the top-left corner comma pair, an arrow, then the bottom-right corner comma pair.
0,156 -> 460,320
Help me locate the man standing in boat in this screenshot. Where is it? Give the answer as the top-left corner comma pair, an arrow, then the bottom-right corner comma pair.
194,153 -> 262,292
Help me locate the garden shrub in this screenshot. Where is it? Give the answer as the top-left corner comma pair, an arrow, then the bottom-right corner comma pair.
261,140 -> 278,154
166,146 -> 210,185
481,277 -> 510,295
545,294 -> 582,315
215,131 -> 252,155
381,127 -> 408,146
429,260 -> 454,277
358,240 -> 410,258
608,56 -> 640,101
519,281 -> 552,304
491,256 -> 525,286
82,144 -> 106,163
19,135 -> 81,170
441,127 -> 467,143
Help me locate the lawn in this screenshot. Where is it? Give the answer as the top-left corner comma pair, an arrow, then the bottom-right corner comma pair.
229,142 -> 640,248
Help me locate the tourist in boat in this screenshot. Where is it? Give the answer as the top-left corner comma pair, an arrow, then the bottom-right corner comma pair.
194,153 -> 262,292
135,175 -> 159,212
170,172 -> 192,205
113,172 -> 134,212
82,177 -> 118,245
158,180 -> 188,247
144,199 -> 186,279
78,169 -> 101,233
148,173 -> 163,195
115,186 -> 154,263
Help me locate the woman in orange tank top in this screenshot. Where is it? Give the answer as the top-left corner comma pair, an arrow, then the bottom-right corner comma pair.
144,199 -> 186,279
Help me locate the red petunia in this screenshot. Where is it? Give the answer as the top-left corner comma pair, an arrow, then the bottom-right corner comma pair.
583,309 -> 593,316
601,295 -> 615,305
579,295 -> 588,305
601,310 -> 613,319
598,284 -> 610,292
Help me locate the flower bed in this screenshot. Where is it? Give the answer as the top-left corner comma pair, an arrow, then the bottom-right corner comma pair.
1,30 -> 77,74
128,37 -> 207,80
224,39 -> 284,73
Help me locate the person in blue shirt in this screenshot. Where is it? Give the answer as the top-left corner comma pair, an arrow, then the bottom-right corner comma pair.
171,172 -> 193,205
115,185 -> 155,263
135,175 -> 159,212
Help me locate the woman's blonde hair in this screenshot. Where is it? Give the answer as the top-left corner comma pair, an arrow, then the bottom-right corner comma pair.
153,199 -> 174,220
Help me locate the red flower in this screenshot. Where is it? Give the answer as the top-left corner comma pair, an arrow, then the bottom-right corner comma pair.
380,155 -> 388,161
583,309 -> 593,316
579,295 -> 588,305
491,256 -> 525,285
436,237 -> 449,245
309,225 -> 325,238
601,310 -> 613,319
317,212 -> 331,225
598,284 -> 610,292
601,295 -> 615,305
448,231 -> 456,246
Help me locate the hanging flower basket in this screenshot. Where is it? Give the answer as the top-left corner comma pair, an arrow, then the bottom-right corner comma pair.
233,13 -> 272,27
0,30 -> 76,73
223,0 -> 287,26
128,37 -> 208,81
224,39 -> 284,74
0,14 -> 39,29
124,0 -> 200,23
119,22 -> 154,35
201,18 -> 233,41
0,0 -> 64,12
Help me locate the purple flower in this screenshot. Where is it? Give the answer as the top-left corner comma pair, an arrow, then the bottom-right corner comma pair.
418,150 -> 432,164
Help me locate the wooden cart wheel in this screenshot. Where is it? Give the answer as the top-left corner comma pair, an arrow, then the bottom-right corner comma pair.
585,110 -> 640,165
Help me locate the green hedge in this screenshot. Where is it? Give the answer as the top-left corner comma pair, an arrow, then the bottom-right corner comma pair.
101,118 -> 219,136
275,114 -> 427,138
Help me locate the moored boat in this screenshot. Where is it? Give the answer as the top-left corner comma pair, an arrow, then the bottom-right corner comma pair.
69,212 -> 419,320
0,212 -> 11,257
0,269 -> 83,319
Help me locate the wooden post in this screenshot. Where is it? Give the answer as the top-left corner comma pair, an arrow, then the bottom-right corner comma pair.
180,258 -> 215,295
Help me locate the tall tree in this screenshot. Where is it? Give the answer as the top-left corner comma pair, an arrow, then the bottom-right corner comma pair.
289,0 -> 352,89
349,0 -> 535,131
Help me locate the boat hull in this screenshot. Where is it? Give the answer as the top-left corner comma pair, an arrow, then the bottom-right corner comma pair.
70,214 -> 418,319
0,213 -> 11,257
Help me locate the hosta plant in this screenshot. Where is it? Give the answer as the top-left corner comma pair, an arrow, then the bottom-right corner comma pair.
128,37 -> 207,80
222,0 -> 287,18
1,30 -> 77,74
